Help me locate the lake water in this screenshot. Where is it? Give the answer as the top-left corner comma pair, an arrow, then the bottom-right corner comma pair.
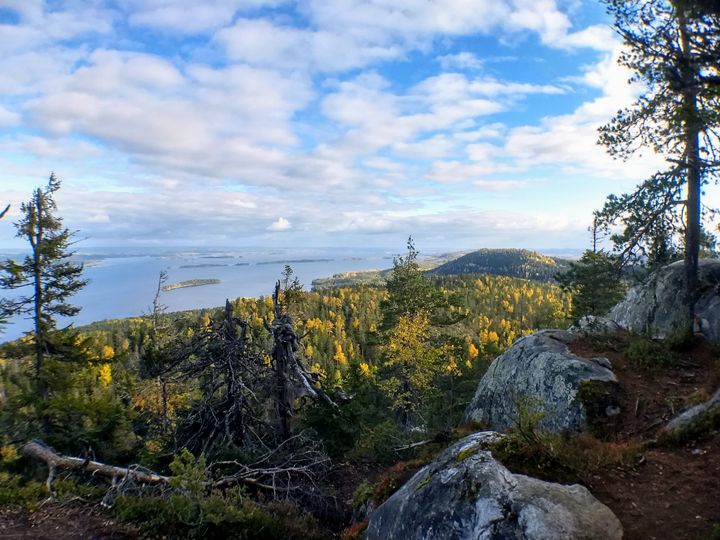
0,246 -> 395,342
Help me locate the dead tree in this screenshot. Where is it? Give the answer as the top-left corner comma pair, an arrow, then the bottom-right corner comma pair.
265,281 -> 338,441
174,300 -> 266,456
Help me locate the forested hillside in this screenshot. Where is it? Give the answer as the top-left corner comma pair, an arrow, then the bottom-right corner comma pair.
428,248 -> 570,282
81,273 -> 570,392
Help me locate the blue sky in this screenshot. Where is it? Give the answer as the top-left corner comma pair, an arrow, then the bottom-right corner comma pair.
0,0 -> 679,250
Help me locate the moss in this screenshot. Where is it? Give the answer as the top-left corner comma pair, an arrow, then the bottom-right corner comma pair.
414,472 -> 433,491
686,388 -> 711,406
455,445 -> 478,463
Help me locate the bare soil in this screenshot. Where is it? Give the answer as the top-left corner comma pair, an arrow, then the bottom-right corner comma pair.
569,334 -> 720,540
0,502 -> 138,539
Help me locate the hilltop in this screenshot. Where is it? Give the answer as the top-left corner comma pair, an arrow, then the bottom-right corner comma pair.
312,248 -> 570,290
427,248 -> 570,282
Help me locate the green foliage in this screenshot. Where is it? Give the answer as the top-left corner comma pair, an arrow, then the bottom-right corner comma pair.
378,312 -> 445,424
0,472 -> 105,509
490,399 -> 642,484
380,237 -> 445,331
349,420 -> 405,465
0,473 -> 44,507
596,0 -> 720,321
0,174 -> 87,376
665,322 -> 695,351
115,449 -> 329,539
351,480 -> 374,509
115,493 -> 329,540
556,250 -> 626,320
625,335 -> 675,371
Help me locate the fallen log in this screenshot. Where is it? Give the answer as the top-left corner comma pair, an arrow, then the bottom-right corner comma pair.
22,439 -> 317,496
22,440 -> 168,492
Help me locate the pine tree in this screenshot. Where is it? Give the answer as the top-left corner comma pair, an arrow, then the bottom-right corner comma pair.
0,173 -> 87,395
596,0 -> 720,325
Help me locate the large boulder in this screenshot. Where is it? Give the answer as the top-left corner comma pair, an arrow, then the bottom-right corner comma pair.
609,259 -> 720,341
464,330 -> 618,433
366,432 -> 623,540
660,386 -> 720,441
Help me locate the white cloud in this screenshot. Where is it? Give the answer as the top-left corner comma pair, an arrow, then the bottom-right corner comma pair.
438,52 -> 484,71
215,0 -> 617,73
0,0 -> 665,252
0,3 -> 116,53
0,105 -> 19,126
474,179 -> 530,191
267,217 -> 292,231
120,0 -> 289,33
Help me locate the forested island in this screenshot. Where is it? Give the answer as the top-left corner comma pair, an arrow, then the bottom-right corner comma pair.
161,278 -> 221,291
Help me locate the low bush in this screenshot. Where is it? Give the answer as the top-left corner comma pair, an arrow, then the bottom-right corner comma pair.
625,335 -> 675,370
114,449 -> 329,539
490,399 -> 642,484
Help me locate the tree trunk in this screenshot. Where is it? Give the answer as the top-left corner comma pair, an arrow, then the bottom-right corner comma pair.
23,440 -> 169,489
678,7 -> 702,327
32,193 -> 46,400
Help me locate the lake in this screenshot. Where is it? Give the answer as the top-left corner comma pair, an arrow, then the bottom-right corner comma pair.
0,246 -> 395,342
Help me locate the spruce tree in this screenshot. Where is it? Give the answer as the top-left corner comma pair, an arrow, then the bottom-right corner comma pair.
556,250 -> 627,321
0,173 -> 87,395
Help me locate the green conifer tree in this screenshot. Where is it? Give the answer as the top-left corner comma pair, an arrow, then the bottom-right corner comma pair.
0,173 -> 87,396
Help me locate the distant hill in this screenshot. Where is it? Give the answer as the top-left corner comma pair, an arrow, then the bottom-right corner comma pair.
427,248 -> 570,282
311,251 -> 468,290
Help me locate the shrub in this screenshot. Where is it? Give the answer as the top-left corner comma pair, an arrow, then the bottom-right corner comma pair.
339,519 -> 368,540
0,473 -> 44,507
115,494 -> 329,540
625,335 -> 674,370
490,399 -> 642,483
114,449 -> 330,539
351,481 -> 374,509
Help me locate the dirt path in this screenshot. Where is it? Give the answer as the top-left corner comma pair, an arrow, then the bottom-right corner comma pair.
570,335 -> 720,540
0,504 -> 137,540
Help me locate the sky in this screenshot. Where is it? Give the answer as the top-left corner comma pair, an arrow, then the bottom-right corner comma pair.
0,0 -> 677,251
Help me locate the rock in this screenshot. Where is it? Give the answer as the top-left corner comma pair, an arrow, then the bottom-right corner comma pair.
609,259 -> 720,341
464,330 -> 618,433
660,387 -> 720,441
366,432 -> 623,540
571,315 -> 623,335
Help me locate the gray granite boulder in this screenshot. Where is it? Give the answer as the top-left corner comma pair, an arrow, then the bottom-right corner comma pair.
366,432 -> 623,540
570,315 -> 623,335
660,387 -> 720,441
609,259 -> 720,341
464,330 -> 618,433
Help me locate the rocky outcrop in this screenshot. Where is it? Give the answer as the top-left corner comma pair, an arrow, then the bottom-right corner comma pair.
609,259 -> 720,341
571,315 -> 623,334
660,387 -> 720,441
366,432 -> 623,540
464,330 -> 619,433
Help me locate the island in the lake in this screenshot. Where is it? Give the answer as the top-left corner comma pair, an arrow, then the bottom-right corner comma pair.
162,278 -> 221,291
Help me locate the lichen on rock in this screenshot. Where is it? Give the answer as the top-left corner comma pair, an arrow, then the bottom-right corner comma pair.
366,432 -> 623,540
464,330 -> 619,434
